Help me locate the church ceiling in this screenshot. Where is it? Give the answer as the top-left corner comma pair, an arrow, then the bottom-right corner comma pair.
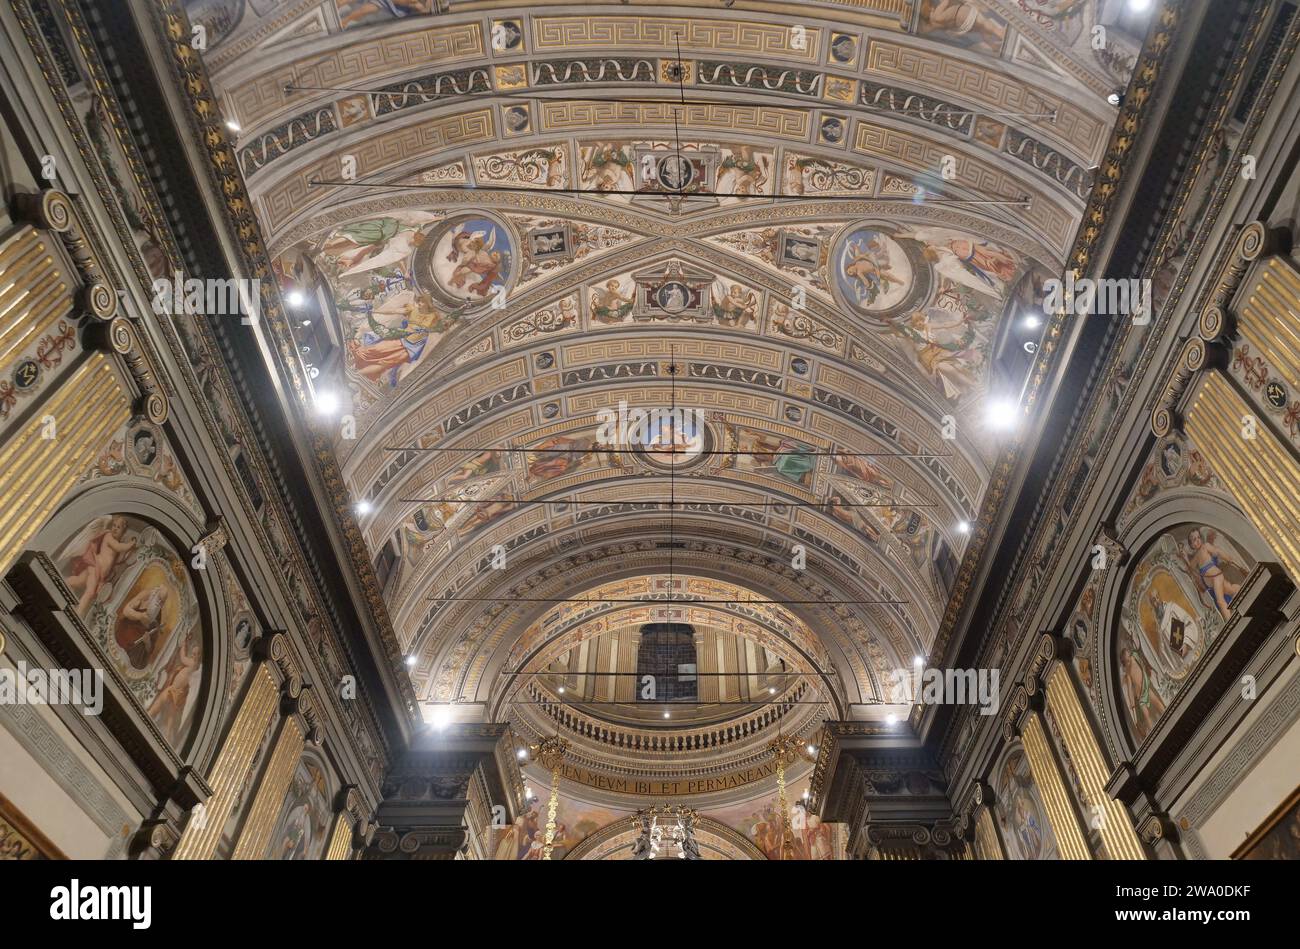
186,0 -> 1141,726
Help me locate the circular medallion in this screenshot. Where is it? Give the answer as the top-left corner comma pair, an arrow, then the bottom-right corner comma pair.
1265,379 -> 1288,409
629,412 -> 711,471
414,213 -> 517,311
657,155 -> 695,191
12,359 -> 40,390
655,282 -> 691,314
830,224 -> 931,321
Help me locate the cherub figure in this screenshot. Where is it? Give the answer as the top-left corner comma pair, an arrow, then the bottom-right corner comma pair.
64,515 -> 137,614
591,279 -> 634,323
1180,527 -> 1246,620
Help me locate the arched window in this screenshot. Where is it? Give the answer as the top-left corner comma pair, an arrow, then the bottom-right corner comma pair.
636,623 -> 697,702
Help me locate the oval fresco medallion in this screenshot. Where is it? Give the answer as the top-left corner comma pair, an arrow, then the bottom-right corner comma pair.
830,224 -> 931,321
414,213 -> 518,310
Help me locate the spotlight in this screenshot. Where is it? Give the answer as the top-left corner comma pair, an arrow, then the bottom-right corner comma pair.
913,655 -> 925,667
286,290 -> 305,307
886,714 -> 897,725
1107,91 -> 1125,107
404,655 -> 416,668
957,520 -> 971,534
768,687 -> 776,695
225,119 -> 241,133
1128,0 -> 1151,11
806,745 -> 817,755
429,705 -> 452,730
1023,315 -> 1041,330
315,390 -> 339,415
663,711 -> 671,719
984,397 -> 1018,431
517,748 -> 527,760
354,499 -> 372,516
524,785 -> 533,798
558,686 -> 565,694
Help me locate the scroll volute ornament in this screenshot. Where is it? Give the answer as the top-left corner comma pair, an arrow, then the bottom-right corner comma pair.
1199,221 -> 1288,340
1150,336 -> 1224,438
1001,684 -> 1031,742
12,188 -> 117,320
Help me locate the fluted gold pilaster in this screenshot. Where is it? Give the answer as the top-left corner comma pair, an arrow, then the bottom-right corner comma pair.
325,813 -> 354,861
1022,714 -> 1091,860
1046,665 -> 1145,859
0,355 -> 128,573
1187,373 -> 1300,580
174,665 -> 278,860
232,716 -> 305,859
974,807 -> 1004,860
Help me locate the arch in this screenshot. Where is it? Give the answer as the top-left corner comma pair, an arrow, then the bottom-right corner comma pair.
564,813 -> 767,860
32,480 -> 229,769
1098,489 -> 1272,756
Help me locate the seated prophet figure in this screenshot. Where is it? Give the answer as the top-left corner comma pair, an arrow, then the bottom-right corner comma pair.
1144,588 -> 1201,677
116,583 -> 173,670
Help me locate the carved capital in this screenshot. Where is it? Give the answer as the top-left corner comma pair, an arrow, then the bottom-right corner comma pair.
82,317 -> 169,423
1138,812 -> 1178,846
128,818 -> 180,860
1151,337 -> 1225,437
13,188 -> 117,320
1200,221 -> 1290,339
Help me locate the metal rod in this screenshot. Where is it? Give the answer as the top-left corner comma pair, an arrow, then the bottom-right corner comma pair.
425,596 -> 908,604
500,670 -> 824,678
398,497 -> 937,508
382,446 -> 953,458
308,177 -> 1030,205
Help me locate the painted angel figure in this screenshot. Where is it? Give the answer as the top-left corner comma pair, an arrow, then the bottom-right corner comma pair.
321,217 -> 431,279
842,235 -> 901,305
348,295 -> 445,386
591,279 -> 634,323
1180,527 -> 1247,620
147,631 -> 200,744
1120,645 -> 1166,740
62,514 -> 138,615
446,228 -> 504,297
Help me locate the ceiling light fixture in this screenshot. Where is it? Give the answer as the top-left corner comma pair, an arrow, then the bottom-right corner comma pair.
285,290 -> 305,307
354,499 -> 372,516
225,119 -> 241,133
984,397 -> 1019,431
315,390 -> 339,415
957,521 -> 971,534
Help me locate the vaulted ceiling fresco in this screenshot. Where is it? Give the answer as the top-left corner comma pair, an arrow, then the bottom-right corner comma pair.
187,0 -> 1141,739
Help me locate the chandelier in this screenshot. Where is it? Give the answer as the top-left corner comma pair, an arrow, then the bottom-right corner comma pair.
631,805 -> 701,860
